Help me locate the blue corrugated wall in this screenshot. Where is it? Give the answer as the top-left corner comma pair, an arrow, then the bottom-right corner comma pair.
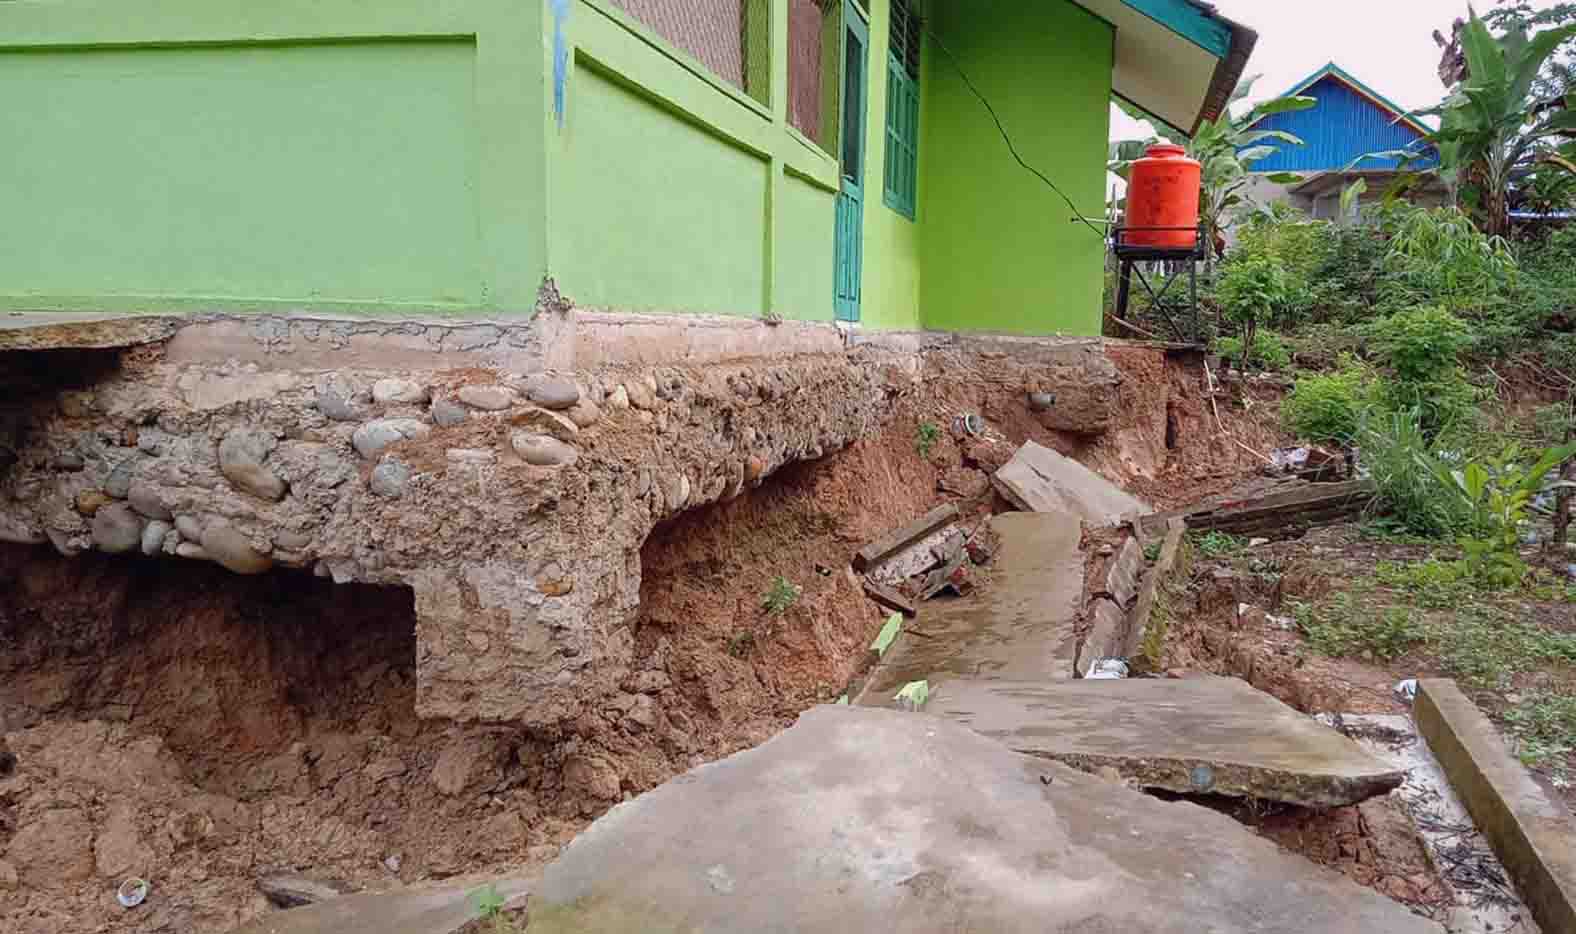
1247,75 -> 1438,172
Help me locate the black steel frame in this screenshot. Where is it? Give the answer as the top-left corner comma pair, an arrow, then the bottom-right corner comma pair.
1111,224 -> 1208,344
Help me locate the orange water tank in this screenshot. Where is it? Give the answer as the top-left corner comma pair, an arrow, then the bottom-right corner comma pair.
1126,143 -> 1202,249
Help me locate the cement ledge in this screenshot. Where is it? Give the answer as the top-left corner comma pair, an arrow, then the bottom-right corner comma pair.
1416,678 -> 1576,934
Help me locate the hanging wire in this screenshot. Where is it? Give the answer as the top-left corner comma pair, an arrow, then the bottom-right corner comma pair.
922,25 -> 1110,241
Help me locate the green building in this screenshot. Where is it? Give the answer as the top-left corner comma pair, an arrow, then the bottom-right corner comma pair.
0,0 -> 1254,337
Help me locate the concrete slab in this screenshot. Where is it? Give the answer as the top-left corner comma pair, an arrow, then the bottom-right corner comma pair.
0,312 -> 182,350
856,512 -> 1084,705
229,878 -> 529,934
1074,598 -> 1127,678
991,441 -> 1148,526
1417,679 -> 1576,934
526,706 -> 1442,933
925,676 -> 1405,807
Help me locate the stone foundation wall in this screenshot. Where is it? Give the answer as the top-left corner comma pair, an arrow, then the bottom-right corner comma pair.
0,311 -> 1125,726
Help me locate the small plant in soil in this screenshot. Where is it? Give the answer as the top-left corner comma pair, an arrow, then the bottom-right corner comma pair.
1143,540 -> 1163,563
468,884 -> 522,934
1374,559 -> 1477,610
1431,607 -> 1576,690
915,421 -> 941,458
762,576 -> 800,615
727,629 -> 756,658
1505,693 -> 1576,777
1191,530 -> 1246,558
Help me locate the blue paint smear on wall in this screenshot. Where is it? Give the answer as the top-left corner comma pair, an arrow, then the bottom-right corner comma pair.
1248,75 -> 1439,173
552,0 -> 570,127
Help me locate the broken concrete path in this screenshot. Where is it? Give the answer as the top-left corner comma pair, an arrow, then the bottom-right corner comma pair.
927,676 -> 1406,807
992,440 -> 1148,526
857,511 -> 1084,704
526,706 -> 1441,933
229,878 -> 528,934
0,312 -> 182,349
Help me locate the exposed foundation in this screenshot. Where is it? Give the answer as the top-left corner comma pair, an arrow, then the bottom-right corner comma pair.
0,310 -> 1154,730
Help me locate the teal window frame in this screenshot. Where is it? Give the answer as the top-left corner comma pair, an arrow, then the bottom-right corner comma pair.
882,0 -> 920,221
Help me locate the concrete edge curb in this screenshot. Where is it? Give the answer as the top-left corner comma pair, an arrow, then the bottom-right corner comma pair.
1415,678 -> 1576,934
1122,516 -> 1187,674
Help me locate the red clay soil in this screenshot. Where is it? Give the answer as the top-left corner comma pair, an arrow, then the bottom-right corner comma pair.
0,345 -> 1294,932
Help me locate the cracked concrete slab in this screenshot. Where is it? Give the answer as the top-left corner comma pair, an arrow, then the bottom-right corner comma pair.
857,512 -> 1085,704
229,877 -> 528,934
992,440 -> 1149,526
526,706 -> 1440,933
926,676 -> 1406,807
0,312 -> 182,349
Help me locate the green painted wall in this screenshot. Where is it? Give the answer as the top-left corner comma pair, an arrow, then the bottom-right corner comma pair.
1,41 -> 479,308
548,0 -> 839,321
0,0 -> 545,315
552,63 -> 768,315
858,0 -> 923,331
918,1 -> 1113,336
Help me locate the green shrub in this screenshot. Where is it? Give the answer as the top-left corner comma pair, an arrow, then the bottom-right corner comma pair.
1283,358 -> 1372,444
1215,330 -> 1291,370
1365,307 -> 1481,438
1378,206 -> 1517,309
1359,408 -> 1472,537
1218,255 -> 1301,366
915,421 -> 940,458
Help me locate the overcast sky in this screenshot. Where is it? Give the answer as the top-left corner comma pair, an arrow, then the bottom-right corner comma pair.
1109,0 -> 1569,141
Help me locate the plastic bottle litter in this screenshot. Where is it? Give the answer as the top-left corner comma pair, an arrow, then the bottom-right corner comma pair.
117,877 -> 150,909
1393,679 -> 1419,703
1086,658 -> 1129,680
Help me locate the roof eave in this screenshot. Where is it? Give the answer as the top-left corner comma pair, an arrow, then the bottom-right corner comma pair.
1191,18 -> 1257,135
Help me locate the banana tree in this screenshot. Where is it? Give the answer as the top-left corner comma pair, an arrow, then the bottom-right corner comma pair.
1358,7 -> 1576,237
1110,77 -> 1315,271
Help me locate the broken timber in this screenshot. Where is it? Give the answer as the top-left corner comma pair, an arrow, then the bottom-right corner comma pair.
853,503 -> 958,571
1139,479 -> 1374,539
862,578 -> 917,617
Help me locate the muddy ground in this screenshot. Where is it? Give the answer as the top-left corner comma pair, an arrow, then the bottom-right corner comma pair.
1,347 -> 1286,933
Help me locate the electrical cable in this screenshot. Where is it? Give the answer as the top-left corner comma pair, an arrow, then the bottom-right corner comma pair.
922,25 -> 1110,240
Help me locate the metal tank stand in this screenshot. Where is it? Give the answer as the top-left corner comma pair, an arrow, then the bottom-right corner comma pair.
1112,224 -> 1208,344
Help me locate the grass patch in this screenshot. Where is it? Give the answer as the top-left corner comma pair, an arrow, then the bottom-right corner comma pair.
1374,558 -> 1479,609
1431,607 -> 1576,690
1191,530 -> 1247,559
1290,593 -> 1425,661
1505,693 -> 1576,771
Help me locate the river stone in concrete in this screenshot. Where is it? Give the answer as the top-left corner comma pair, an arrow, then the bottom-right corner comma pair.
200,525 -> 274,575
352,419 -> 431,460
457,384 -> 517,411
370,460 -> 411,498
127,479 -> 174,520
228,878 -> 529,934
926,676 -> 1406,807
91,503 -> 143,554
372,378 -> 429,405
512,432 -> 578,467
140,520 -> 172,557
104,458 -> 136,499
430,396 -> 470,427
860,511 -> 1085,703
528,706 -> 1440,933
992,440 -> 1148,527
317,388 -> 360,422
526,375 -> 580,410
219,428 -> 288,502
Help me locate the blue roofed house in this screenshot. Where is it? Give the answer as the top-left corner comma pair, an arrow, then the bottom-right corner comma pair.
1241,62 -> 1444,222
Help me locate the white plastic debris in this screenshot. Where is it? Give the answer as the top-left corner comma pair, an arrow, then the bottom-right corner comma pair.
1086,658 -> 1129,680
1266,614 -> 1297,631
117,877 -> 150,908
1394,679 -> 1419,703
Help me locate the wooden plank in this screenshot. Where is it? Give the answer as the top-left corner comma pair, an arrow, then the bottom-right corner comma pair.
1139,481 -> 1373,539
863,578 -> 917,617
852,503 -> 958,571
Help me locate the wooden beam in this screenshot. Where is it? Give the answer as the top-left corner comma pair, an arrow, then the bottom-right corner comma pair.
852,503 -> 959,572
